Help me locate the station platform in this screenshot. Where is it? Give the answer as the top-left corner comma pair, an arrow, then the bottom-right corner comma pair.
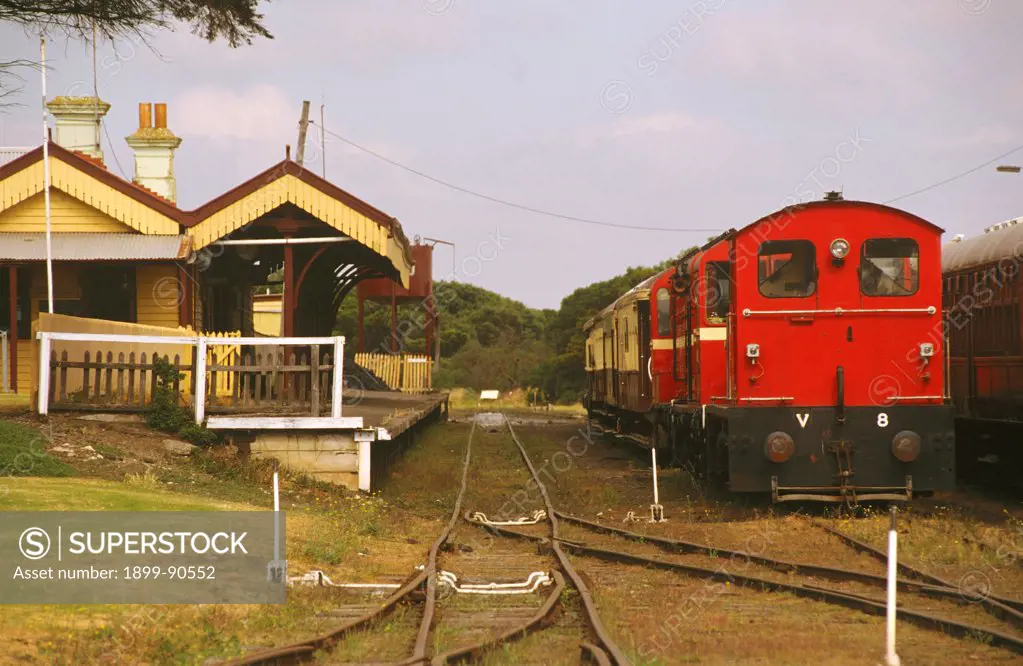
230,390 -> 449,492
349,390 -> 450,441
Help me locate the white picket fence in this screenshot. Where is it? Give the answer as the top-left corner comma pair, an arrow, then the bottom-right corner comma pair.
36,332 -> 363,431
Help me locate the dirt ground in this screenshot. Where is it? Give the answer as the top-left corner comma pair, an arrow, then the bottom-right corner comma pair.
2,409 -> 1023,664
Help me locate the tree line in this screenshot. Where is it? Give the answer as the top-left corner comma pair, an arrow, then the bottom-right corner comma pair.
339,262 -> 679,403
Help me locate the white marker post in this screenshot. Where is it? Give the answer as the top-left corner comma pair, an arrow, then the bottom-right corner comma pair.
885,506 -> 900,666
649,447 -> 665,523
268,466 -> 286,583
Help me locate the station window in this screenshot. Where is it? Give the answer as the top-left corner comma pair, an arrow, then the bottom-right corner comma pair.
656,288 -> 671,336
706,262 -> 731,322
860,238 -> 919,296
758,240 -> 816,298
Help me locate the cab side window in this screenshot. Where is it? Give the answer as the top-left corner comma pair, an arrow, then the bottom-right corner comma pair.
860,238 -> 919,296
758,240 -> 816,298
656,288 -> 671,336
706,261 -> 731,322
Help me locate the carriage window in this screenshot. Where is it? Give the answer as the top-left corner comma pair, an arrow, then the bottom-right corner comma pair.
656,288 -> 671,336
758,240 -> 816,298
706,262 -> 731,323
860,238 -> 919,296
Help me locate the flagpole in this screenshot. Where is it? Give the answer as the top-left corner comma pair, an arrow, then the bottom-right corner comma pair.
40,35 -> 54,314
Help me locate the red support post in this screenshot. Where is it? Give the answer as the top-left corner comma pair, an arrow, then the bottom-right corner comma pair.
283,242 -> 295,338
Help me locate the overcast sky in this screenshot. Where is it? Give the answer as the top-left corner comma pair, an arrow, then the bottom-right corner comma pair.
2,1 -> 1021,309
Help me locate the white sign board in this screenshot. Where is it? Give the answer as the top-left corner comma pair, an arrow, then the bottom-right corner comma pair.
479,390 -> 500,400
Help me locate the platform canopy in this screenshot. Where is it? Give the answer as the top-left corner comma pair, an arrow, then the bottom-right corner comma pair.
184,160 -> 415,337
186,159 -> 413,285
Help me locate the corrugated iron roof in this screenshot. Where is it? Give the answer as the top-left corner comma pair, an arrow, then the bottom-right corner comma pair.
0,233 -> 190,261
942,218 -> 1023,273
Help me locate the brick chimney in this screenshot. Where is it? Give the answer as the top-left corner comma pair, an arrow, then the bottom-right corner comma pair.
46,96 -> 111,161
125,102 -> 182,203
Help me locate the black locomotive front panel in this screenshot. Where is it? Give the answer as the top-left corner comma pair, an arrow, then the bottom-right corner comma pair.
711,405 -> 955,498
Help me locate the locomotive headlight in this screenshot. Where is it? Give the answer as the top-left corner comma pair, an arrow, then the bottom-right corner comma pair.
830,238 -> 850,259
891,430 -> 921,463
764,431 -> 795,463
919,343 -> 935,358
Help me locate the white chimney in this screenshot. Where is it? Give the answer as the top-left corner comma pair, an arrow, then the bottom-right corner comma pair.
125,102 -> 182,203
46,96 -> 110,161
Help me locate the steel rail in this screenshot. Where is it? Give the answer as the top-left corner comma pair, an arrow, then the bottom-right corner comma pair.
579,642 -> 614,665
466,521 -> 1023,656
411,421 -> 478,662
559,541 -> 1023,655
817,521 -> 1023,617
226,422 -> 478,666
557,511 -> 1023,631
226,567 -> 429,665
427,570 -> 566,665
504,419 -> 631,665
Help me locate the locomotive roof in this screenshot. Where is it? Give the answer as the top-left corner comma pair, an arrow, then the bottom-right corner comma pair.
942,217 -> 1023,273
739,199 -> 943,239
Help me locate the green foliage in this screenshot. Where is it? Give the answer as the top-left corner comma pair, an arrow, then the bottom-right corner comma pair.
0,420 -> 75,477
178,422 -> 218,446
538,263 -> 671,401
336,280 -> 546,358
145,357 -> 217,446
434,333 -> 551,392
335,255 -> 690,402
0,1 -> 273,47
146,357 -> 188,432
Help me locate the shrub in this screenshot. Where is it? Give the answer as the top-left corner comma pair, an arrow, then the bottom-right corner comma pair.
145,357 -> 217,446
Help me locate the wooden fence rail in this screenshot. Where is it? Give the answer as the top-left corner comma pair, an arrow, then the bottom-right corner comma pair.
48,346 -> 336,415
49,350 -> 192,410
355,352 -> 433,393
208,347 -> 335,416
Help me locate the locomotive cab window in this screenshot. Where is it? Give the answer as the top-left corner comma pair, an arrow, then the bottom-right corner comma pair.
706,261 -> 731,323
758,240 -> 816,298
656,288 -> 671,336
860,238 -> 919,296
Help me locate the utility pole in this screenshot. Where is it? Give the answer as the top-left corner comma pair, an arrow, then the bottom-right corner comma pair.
295,100 -> 311,165
320,102 -> 326,178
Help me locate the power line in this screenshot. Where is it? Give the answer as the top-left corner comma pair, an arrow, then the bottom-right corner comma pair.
312,120 -> 1023,228
309,120 -> 717,233
885,143 -> 1023,205
102,120 -> 127,178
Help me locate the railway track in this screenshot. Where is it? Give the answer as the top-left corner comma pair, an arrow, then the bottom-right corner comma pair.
471,424 -> 1023,662
228,414 -> 626,665
228,414 -> 1023,663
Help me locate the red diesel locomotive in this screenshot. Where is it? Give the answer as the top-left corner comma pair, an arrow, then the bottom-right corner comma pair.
585,195 -> 955,502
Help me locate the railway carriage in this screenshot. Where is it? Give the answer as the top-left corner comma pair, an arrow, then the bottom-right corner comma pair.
942,218 -> 1023,485
585,195 -> 956,503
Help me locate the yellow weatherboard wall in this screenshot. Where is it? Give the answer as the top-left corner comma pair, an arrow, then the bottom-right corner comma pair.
253,295 -> 282,336
0,156 -> 179,235
0,190 -> 135,232
136,264 -> 180,328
